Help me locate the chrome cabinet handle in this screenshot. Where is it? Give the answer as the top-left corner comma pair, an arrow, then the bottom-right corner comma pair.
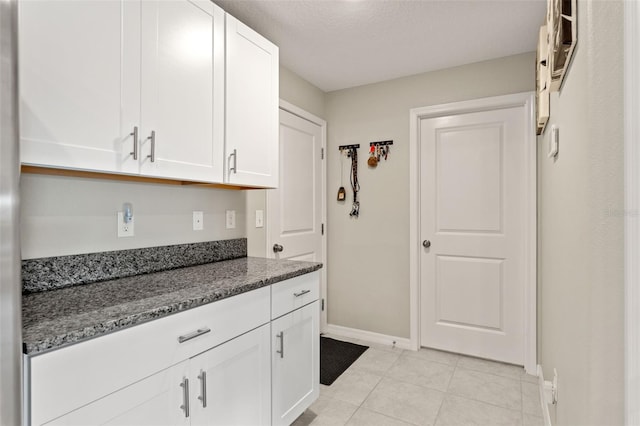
178,327 -> 211,344
294,289 -> 311,297
276,331 -> 284,358
130,126 -> 138,160
229,149 -> 237,174
147,130 -> 156,162
180,377 -> 190,418
273,244 -> 283,253
197,370 -> 207,408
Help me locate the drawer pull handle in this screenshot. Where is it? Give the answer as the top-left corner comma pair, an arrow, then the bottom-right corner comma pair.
294,289 -> 311,297
198,370 -> 207,408
276,331 -> 284,358
178,327 -> 211,344
180,377 -> 190,418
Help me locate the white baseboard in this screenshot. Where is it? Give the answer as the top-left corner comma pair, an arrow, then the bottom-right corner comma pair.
324,324 -> 414,351
537,365 -> 553,426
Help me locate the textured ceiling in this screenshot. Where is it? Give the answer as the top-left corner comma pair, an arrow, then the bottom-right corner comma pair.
214,0 -> 546,92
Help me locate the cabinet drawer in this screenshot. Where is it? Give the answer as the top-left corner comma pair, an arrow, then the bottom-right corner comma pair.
28,286 -> 270,426
271,272 -> 319,319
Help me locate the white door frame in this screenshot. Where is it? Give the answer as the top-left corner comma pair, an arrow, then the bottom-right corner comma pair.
624,1 -> 640,424
408,92 -> 537,374
266,99 -> 328,332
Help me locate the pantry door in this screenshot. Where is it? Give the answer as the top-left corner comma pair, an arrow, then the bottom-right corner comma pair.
419,100 -> 530,365
267,102 -> 326,329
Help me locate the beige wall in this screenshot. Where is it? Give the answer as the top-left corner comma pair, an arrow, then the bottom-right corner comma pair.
246,65 -> 327,258
537,1 -> 624,424
325,53 -> 535,338
21,173 -> 246,259
279,65 -> 326,119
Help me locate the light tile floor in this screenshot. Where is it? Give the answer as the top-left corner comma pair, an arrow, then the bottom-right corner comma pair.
293,334 -> 544,426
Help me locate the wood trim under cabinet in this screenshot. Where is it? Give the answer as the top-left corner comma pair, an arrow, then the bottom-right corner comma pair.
21,165 -> 260,190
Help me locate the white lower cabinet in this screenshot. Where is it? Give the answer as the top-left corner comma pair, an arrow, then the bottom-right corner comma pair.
44,324 -> 271,426
26,272 -> 320,426
271,302 -> 319,426
44,361 -> 191,426
190,324 -> 271,425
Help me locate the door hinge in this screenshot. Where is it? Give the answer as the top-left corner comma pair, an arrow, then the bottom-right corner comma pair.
321,147 -> 324,159
321,223 -> 324,235
321,299 -> 325,311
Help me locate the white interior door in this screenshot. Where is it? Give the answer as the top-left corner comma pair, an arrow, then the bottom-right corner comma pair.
419,106 -> 526,365
267,106 -> 325,329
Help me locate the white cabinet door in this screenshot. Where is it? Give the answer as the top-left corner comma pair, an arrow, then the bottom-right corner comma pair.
43,361 -> 190,426
271,302 -> 319,426
191,324 -> 271,426
19,0 -> 140,175
140,0 -> 224,182
225,14 -> 279,188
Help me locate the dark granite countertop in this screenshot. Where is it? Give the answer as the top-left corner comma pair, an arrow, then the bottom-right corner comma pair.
23,257 -> 322,355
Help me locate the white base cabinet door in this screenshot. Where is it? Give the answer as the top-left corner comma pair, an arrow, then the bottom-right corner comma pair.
43,361 -> 190,426
271,302 -> 319,426
191,324 -> 271,426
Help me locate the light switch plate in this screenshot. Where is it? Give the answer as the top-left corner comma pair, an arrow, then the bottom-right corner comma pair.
193,211 -> 203,231
255,210 -> 264,228
117,212 -> 134,237
226,210 -> 236,229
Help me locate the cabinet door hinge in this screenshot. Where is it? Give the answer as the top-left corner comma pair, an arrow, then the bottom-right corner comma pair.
321,223 -> 324,235
321,299 -> 325,311
321,147 -> 324,160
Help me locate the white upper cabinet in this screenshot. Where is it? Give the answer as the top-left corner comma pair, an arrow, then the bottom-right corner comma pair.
225,14 -> 279,188
139,0 -> 224,182
19,1 -> 278,187
19,0 -> 141,175
20,0 -> 224,183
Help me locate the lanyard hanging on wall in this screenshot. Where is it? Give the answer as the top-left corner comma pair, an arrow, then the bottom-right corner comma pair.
338,144 -> 360,218
349,147 -> 360,217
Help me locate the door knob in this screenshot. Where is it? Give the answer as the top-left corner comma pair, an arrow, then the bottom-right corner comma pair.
422,240 -> 431,248
273,243 -> 284,253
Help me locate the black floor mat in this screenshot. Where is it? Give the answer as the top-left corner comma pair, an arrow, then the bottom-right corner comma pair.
320,336 -> 368,386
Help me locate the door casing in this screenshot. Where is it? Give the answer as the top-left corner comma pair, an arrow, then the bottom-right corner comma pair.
408,92 -> 537,374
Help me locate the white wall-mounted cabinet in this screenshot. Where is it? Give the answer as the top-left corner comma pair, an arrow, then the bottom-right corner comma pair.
19,0 -> 224,183
225,14 -> 279,188
19,0 -> 279,188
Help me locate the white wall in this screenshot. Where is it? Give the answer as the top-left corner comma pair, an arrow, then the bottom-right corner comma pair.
21,173 -> 245,259
537,1 -> 624,424
245,65 -> 326,258
325,53 -> 535,338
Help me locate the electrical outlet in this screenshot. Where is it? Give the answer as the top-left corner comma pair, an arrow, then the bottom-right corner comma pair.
117,212 -> 134,237
255,210 -> 264,228
226,210 -> 236,229
193,211 -> 204,231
